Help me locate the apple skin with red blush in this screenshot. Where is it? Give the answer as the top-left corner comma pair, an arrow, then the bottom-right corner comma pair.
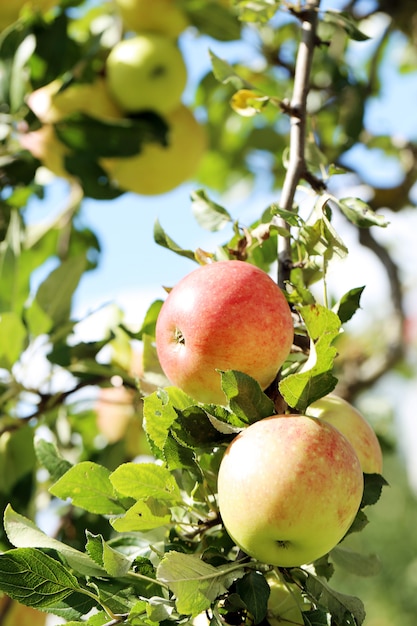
155,260 -> 294,405
217,414 -> 364,567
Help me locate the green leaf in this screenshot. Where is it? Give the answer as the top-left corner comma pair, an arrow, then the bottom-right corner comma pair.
35,255 -> 87,328
55,111 -> 168,158
334,286 -> 365,323
305,573 -> 365,625
86,533 -> 133,577
361,473 -> 389,508
0,311 -> 26,367
279,304 -> 340,411
154,219 -> 196,261
209,50 -> 248,89
236,571 -> 269,624
0,426 -> 36,494
330,546 -> 381,577
235,0 -> 281,23
143,387 -> 195,451
3,505 -> 106,578
191,189 -> 232,231
111,498 -> 172,533
323,10 -> 370,41
49,461 -> 126,515
135,299 -> 164,340
220,370 -> 275,424
337,197 -> 389,228
186,3 -> 241,41
157,551 -> 245,616
110,462 -> 182,504
35,438 -> 73,482
0,547 -> 88,609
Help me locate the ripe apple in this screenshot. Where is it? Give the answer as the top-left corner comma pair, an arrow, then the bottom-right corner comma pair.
217,414 -> 364,567
105,34 -> 187,114
306,394 -> 383,474
155,260 -> 294,405
101,104 -> 206,195
19,78 -> 122,179
113,0 -> 189,39
266,576 -> 306,626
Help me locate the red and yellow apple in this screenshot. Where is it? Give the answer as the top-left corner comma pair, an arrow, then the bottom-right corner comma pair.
101,104 -> 206,195
105,34 -> 187,114
155,261 -> 294,405
217,414 -> 364,567
306,394 -> 383,474
113,0 -> 189,38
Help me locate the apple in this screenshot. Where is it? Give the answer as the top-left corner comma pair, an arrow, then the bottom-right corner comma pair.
266,576 -> 307,626
101,103 -> 206,195
19,78 -> 122,179
0,0 -> 55,31
155,260 -> 294,405
105,34 -> 187,114
0,596 -> 46,626
217,414 -> 364,567
306,394 -> 383,474
113,0 -> 189,39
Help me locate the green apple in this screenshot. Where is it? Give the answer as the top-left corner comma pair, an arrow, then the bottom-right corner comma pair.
155,260 -> 294,405
101,104 -> 206,195
306,394 -> 383,474
0,0 -> 55,31
266,576 -> 306,626
217,414 -> 364,567
105,34 -> 187,114
113,0 -> 189,38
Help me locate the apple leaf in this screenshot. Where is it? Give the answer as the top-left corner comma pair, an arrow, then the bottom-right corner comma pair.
304,573 -> 365,626
220,370 -> 275,424
49,461 -> 127,515
154,219 -> 196,261
143,386 -> 195,451
334,286 -> 365,323
337,197 -> 389,228
301,609 -> 329,625
135,299 -> 164,340
360,473 -> 389,508
110,499 -> 172,533
323,10 -> 371,41
109,462 -> 182,505
279,304 -> 340,412
0,547 -> 94,613
191,189 -> 233,231
171,405 -> 229,447
157,551 -> 245,617
330,546 -> 382,577
0,311 -> 26,368
209,50 -> 248,89
3,505 -> 106,578
86,532 -> 133,578
35,438 -> 73,482
236,571 -> 270,624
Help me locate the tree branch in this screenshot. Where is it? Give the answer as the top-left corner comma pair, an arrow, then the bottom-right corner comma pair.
273,1 -> 321,290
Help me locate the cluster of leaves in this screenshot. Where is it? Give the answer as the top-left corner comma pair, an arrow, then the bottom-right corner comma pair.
0,0 -> 415,625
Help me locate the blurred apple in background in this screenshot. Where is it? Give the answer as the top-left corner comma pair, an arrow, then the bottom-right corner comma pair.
113,0 -> 189,38
102,104 -> 207,196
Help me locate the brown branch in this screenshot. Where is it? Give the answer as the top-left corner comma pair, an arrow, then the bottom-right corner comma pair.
272,0 -> 322,290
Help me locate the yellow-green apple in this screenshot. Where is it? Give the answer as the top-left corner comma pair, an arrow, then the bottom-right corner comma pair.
0,596 -> 46,626
105,34 -> 187,114
101,104 -> 206,195
217,414 -> 364,567
266,576 -> 307,626
306,394 -> 383,474
155,260 -> 294,405
0,0 -> 55,31
113,0 -> 189,38
19,78 -> 122,179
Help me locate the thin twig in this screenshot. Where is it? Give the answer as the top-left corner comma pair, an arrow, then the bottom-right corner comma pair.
273,0 -> 321,290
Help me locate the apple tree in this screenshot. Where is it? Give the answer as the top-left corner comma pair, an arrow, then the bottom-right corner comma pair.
0,0 -> 416,625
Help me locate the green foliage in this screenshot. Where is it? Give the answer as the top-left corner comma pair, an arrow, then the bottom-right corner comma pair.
0,0 -> 415,625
